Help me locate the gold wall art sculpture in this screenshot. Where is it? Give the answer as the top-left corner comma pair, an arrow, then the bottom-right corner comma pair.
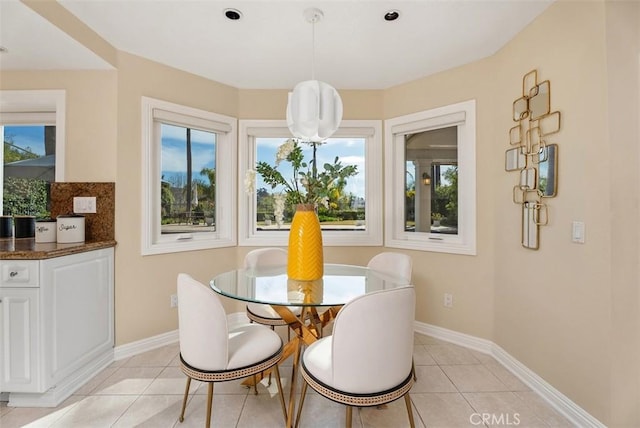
506,70 -> 561,250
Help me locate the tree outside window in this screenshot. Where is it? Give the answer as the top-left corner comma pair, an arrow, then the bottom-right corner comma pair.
2,125 -> 54,217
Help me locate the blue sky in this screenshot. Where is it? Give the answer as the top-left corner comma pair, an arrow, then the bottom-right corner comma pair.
2,125 -> 46,156
161,124 -> 215,184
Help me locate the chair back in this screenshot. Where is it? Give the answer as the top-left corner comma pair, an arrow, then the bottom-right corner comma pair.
330,286 -> 415,393
367,252 -> 412,283
177,273 -> 229,371
244,247 -> 288,268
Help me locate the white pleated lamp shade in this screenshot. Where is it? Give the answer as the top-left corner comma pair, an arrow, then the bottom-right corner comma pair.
286,80 -> 343,142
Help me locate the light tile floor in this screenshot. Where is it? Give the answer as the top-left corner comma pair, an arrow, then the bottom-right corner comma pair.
0,333 -> 574,427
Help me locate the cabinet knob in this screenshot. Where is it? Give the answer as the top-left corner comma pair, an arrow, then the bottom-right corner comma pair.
9,271 -> 18,277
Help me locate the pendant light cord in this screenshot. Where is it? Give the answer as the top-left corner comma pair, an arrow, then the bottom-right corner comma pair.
311,17 -> 316,80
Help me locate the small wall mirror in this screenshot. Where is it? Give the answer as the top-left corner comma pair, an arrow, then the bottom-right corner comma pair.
509,125 -> 521,146
538,144 -> 558,197
529,81 -> 550,120
522,202 -> 539,249
538,111 -> 561,136
513,97 -> 529,121
519,168 -> 537,190
505,147 -> 525,171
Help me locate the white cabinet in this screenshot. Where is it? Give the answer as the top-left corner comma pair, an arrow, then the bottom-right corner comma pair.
0,288 -> 40,392
0,247 -> 114,406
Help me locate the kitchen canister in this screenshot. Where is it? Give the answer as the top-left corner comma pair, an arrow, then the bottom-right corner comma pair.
14,215 -> 36,238
56,214 -> 85,243
0,216 -> 13,238
35,218 -> 57,243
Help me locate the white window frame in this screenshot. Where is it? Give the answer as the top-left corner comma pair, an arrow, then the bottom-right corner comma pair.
384,99 -> 477,255
0,90 -> 66,214
238,120 -> 383,247
141,97 -> 237,255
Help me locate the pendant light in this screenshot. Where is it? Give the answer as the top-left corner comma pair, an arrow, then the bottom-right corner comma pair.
286,8 -> 343,143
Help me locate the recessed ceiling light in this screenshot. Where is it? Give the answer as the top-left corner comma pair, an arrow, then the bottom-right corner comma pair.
384,10 -> 400,21
224,8 -> 242,20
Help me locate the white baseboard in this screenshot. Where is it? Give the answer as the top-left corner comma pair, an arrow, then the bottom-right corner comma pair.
414,321 -> 605,428
114,329 -> 179,361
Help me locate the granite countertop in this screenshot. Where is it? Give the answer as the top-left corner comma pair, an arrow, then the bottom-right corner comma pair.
0,238 -> 117,260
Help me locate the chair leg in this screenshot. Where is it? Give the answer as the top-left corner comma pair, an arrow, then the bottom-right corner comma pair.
346,406 -> 353,428
267,326 -> 276,387
294,378 -> 309,428
412,358 -> 417,381
205,383 -> 214,428
179,377 -> 191,423
404,393 -> 416,428
273,364 -> 288,423
253,375 -> 258,395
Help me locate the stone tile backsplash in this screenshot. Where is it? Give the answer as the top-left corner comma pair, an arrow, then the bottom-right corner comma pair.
50,182 -> 115,242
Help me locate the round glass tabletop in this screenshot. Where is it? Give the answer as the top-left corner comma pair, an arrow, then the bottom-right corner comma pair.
210,263 -> 409,307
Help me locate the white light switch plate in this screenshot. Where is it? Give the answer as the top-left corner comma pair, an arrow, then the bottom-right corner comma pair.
73,196 -> 97,214
572,221 -> 585,244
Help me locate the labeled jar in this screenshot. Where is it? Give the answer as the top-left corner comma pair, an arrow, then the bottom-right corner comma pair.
56,215 -> 85,243
35,218 -> 57,243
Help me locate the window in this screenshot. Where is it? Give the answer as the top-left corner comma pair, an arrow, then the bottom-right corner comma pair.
0,90 -> 66,217
141,97 -> 236,255
384,100 -> 476,255
239,120 -> 382,246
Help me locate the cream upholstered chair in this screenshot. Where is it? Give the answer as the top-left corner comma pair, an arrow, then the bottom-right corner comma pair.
177,273 -> 287,428
367,251 -> 417,381
244,248 -> 301,335
295,286 -> 416,428
367,252 -> 413,283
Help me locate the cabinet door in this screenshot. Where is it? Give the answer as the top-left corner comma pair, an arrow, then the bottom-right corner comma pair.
0,288 -> 41,393
41,248 -> 114,386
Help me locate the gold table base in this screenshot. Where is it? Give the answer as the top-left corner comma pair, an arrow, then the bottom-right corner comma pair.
241,305 -> 342,428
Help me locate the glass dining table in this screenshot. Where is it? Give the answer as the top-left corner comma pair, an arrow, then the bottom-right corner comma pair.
210,263 -> 410,427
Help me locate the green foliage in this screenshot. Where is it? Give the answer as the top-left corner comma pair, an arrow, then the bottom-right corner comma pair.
4,139 -> 39,164
255,139 -> 358,208
3,138 -> 49,216
161,178 -> 175,217
199,167 -> 216,214
317,213 -> 342,222
3,178 -> 48,216
434,166 -> 458,225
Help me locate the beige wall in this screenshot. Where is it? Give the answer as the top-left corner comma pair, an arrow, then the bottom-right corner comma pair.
2,1 -> 638,425
605,1 -> 640,426
384,57 -> 497,341
113,52 -> 242,344
0,70 -> 118,181
490,1 -> 637,425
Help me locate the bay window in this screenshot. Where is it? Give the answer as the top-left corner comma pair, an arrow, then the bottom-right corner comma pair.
141,97 -> 236,255
384,100 -> 476,255
239,120 -> 382,246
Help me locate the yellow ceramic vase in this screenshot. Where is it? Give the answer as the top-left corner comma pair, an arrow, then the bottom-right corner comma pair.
287,204 -> 324,281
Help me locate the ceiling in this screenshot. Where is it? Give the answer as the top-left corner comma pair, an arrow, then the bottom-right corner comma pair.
0,0 -> 554,90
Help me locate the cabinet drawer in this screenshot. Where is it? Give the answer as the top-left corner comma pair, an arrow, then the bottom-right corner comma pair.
0,261 -> 39,287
